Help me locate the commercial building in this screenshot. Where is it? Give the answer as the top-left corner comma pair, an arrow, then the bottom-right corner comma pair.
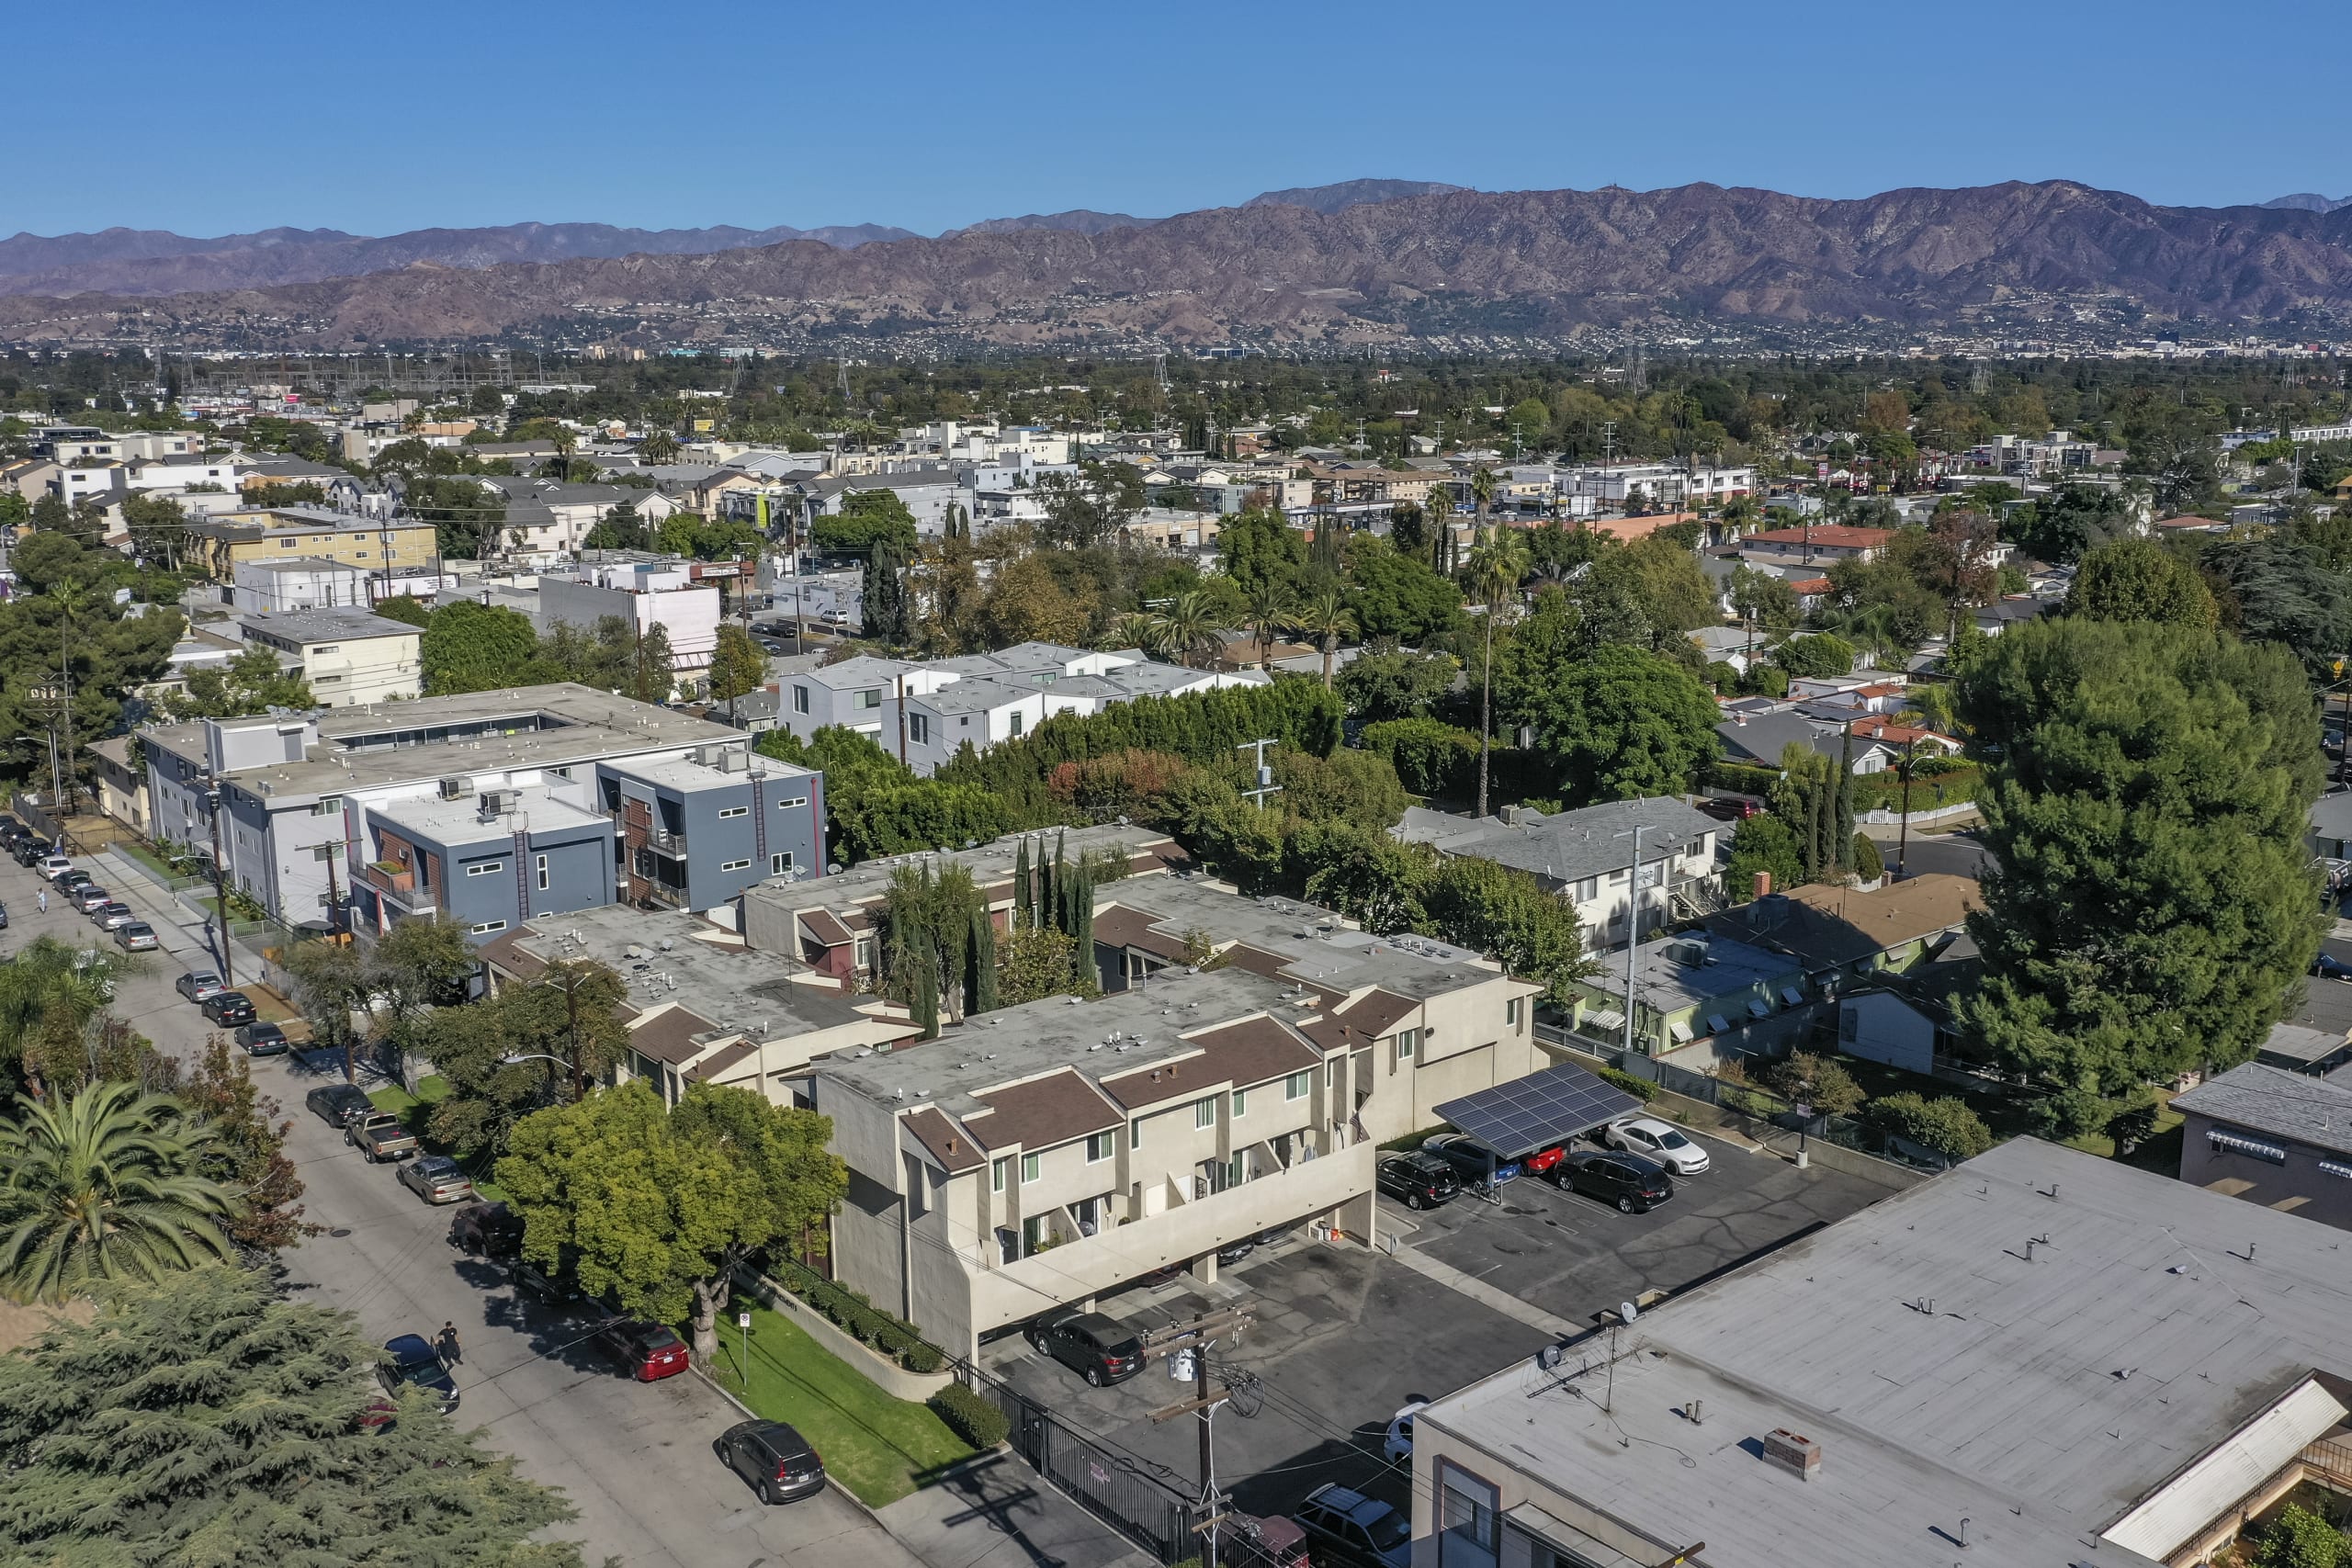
1394,797 -> 1723,947
1408,1138 -> 2352,1568
137,684 -> 777,929
538,557 -> 722,679
187,507 -> 437,583
235,608 -> 424,707
2174,1063 -> 2352,1233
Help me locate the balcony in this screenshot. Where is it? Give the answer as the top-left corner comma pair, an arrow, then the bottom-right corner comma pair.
969,1142 -> 1373,1333
643,825 -> 688,859
358,860 -> 438,915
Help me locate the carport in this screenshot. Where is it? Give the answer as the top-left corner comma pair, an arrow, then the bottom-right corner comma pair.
1434,1064 -> 1643,1198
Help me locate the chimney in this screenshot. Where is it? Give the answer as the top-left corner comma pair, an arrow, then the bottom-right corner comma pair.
1762,1427 -> 1821,1482
1754,871 -> 1773,898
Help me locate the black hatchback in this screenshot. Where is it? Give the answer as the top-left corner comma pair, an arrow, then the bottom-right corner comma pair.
717,1418 -> 826,1506
1025,1308 -> 1144,1387
1375,1151 -> 1461,1211
1551,1149 -> 1675,1213
306,1083 -> 375,1127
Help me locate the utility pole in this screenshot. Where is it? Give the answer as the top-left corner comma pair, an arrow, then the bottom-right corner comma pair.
1615,823 -> 1646,1058
896,671 -> 909,766
1145,1307 -> 1256,1568
1894,735 -> 1919,881
204,781 -> 233,988
1236,739 -> 1282,809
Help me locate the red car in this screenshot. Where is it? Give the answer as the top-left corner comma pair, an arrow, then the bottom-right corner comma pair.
1519,1144 -> 1568,1178
597,1318 -> 690,1381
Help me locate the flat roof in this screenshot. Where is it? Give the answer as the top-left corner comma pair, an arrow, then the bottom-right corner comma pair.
750,824 -> 1175,907
372,785 -> 608,848
1421,1138 -> 2352,1568
603,750 -> 814,795
1577,931 -> 1803,1015
237,607 -> 422,645
140,682 -> 743,802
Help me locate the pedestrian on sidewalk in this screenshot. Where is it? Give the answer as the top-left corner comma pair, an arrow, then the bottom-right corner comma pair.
35,889 -> 44,915
438,1323 -> 462,1365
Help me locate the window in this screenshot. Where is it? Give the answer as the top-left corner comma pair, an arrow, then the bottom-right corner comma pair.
991,1156 -> 1009,1194
1008,711 -> 1024,737
793,685 -> 810,715
1572,876 -> 1598,901
771,852 -> 794,874
311,644 -> 339,656
775,795 -> 808,809
1839,1007 -> 1859,1043
536,853 -> 549,891
1085,1131 -> 1114,1163
1022,1152 -> 1040,1183
1231,1089 -> 1249,1118
279,538 -> 298,548
465,861 -> 503,877
312,795 -> 343,817
469,919 -> 506,935
1438,1464 -> 1499,1568
720,858 -> 752,872
1283,1071 -> 1311,1101
1396,1028 -> 1420,1060
1130,1118 -> 1143,1151
854,936 -> 874,969
1506,997 -> 1522,1030
1609,867 -> 1628,885
854,688 -> 882,710
908,713 -> 930,745
718,806 -> 749,819
1194,1097 -> 1217,1129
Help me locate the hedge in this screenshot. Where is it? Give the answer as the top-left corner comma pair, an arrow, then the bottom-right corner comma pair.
929,1382 -> 1011,1450
771,1259 -> 945,1373
1707,759 -> 1979,813
1863,1092 -> 1993,1160
1360,716 -> 1478,797
1598,1066 -> 1659,1103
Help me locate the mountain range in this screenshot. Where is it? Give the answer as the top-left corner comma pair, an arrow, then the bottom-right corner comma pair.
2,180 -> 2347,348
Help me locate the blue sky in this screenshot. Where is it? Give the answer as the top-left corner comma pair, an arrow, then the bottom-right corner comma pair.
7,0 -> 2346,238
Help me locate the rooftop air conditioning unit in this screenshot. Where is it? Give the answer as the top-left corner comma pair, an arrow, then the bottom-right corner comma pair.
439,777 -> 473,799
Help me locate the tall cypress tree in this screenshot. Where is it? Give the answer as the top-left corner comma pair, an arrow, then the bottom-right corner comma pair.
914,961 -> 938,1040
1012,836 -> 1032,929
968,905 -> 998,1014
1833,731 -> 1856,871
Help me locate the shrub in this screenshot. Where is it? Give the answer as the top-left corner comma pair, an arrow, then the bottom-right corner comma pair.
1851,833 -> 1883,880
930,1382 -> 1011,1450
1598,1066 -> 1658,1103
900,1340 -> 946,1375
1865,1092 -> 1994,1160
1360,716 -> 1478,798
1770,632 -> 1858,679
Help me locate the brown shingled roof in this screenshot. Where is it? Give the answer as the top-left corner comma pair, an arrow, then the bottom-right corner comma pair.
684,1040 -> 756,1082
478,925 -> 548,978
801,908 -> 853,946
1101,1015 -> 1323,1110
1334,989 -> 1419,1041
1092,905 -> 1192,964
904,1107 -> 986,1172
630,1006 -> 724,1066
963,1069 -> 1123,1152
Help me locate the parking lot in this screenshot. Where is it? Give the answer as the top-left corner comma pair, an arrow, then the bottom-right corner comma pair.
979,1124 -> 1898,1521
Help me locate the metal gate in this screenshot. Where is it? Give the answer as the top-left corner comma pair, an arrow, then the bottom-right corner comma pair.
958,1362 -> 1205,1563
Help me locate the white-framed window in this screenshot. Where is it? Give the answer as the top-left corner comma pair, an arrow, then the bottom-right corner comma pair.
775,795 -> 808,809
1231,1089 -> 1249,1118
1085,1131 -> 1114,1163
1506,997 -> 1522,1029
793,685 -> 810,714
465,861 -> 503,877
1194,1097 -> 1217,1129
535,853 -> 549,891
1021,1152 -> 1040,1183
908,713 -> 930,745
1572,875 -> 1598,901
312,795 -> 343,817
1008,711 -> 1024,737
311,644 -> 339,656
1283,1070 -> 1311,1101
469,919 -> 506,935
718,806 -> 749,819
720,858 -> 752,872
854,936 -> 873,969
991,1156 -> 1009,1193
1396,1028 -> 1419,1060
772,852 -> 794,874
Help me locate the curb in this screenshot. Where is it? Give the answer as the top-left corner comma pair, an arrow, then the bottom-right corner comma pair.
685,1363 -> 896,1529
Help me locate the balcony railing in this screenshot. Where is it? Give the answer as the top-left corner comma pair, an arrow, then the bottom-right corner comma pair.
643,826 -> 688,858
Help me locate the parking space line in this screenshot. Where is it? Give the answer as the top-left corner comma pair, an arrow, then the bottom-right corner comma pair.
1379,1244 -> 1583,1338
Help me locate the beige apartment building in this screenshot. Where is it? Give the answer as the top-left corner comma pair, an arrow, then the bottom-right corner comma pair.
190,507 -> 438,583
236,608 -> 424,707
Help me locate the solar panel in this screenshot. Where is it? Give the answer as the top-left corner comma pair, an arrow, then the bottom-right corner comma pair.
1433,1064 -> 1645,1159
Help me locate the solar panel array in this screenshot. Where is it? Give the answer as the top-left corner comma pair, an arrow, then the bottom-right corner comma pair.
1434,1064 -> 1645,1158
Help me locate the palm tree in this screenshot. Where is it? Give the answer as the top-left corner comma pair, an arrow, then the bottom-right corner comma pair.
1425,488 -> 1454,571
1290,590 -> 1356,691
0,937 -> 126,1098
1149,590 -> 1224,669
1464,526 -> 1532,817
0,1080 -> 240,1303
639,430 -> 681,466
1099,612 -> 1161,655
1244,581 -> 1297,670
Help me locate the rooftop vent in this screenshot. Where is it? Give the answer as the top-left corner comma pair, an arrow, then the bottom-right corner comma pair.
1762,1427 -> 1821,1483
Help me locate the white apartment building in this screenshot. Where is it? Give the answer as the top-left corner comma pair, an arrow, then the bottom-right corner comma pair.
539,558 -> 720,678
1395,795 -> 1723,947
235,608 -> 425,707
232,557 -> 451,614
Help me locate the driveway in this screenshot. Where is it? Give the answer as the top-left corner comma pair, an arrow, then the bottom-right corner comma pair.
979,1123 -> 1897,1524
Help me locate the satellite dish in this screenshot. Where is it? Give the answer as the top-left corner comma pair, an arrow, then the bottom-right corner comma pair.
1618,1301 -> 1640,1324
1535,1343 -> 1566,1371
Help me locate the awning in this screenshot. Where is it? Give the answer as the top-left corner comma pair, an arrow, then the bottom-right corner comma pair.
1706,1014 -> 1731,1036
1668,1020 -> 1694,1043
2322,1160 -> 2352,1180
1433,1064 -> 1644,1162
1781,986 -> 1805,1005
1582,1009 -> 1626,1032
2209,1130 -> 2287,1164
1747,998 -> 1771,1019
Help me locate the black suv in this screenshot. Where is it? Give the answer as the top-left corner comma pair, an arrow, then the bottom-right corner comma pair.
1025,1308 -> 1144,1387
716,1418 -> 826,1506
1376,1150 -> 1461,1210
200,991 -> 256,1027
306,1083 -> 376,1127
1550,1149 -> 1675,1213
1294,1483 -> 1410,1568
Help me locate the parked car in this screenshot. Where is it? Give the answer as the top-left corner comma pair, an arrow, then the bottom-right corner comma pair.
1215,1235 -> 1257,1267
234,1021 -> 290,1056
506,1256 -> 581,1306
349,1112 -> 420,1162
716,1418 -> 826,1505
1550,1149 -> 1675,1213
1293,1483 -> 1411,1568
1517,1143 -> 1569,1178
1698,796 -> 1761,821
113,922 -> 158,952
12,838 -> 50,866
1381,1401 -> 1429,1465
68,885 -> 113,913
175,970 -> 229,1003
307,1083 -> 375,1127
91,902 -> 140,931
1024,1308 -> 1144,1387
1375,1151 -> 1461,1211
1602,1117 -> 1711,1175
398,1155 -> 475,1204
0,816 -> 26,842
449,1201 -> 525,1259
199,991 -> 256,1027
2316,953 -> 2352,982
596,1317 -> 690,1381
1421,1133 -> 1521,1190
379,1334 -> 458,1413
37,854 -> 74,880
0,898 -> 9,929
755,637 -> 792,654
1226,1514 -> 1312,1568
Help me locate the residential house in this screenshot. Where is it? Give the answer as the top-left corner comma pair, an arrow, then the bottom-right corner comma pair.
236,608 -> 424,706
2175,1063 -> 2352,1233
1566,931 -> 1809,1062
1736,524 -> 1894,565
232,556 -> 448,614
87,737 -> 149,836
538,558 -> 722,678
2256,1021 -> 2352,1077
1716,709 -> 1897,773
480,476 -> 681,563
1394,796 -> 1723,947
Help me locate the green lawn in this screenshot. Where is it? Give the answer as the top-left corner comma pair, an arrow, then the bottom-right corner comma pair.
706,1292 -> 975,1507
115,840 -> 181,885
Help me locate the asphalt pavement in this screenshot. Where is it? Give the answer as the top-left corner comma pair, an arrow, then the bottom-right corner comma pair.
0,846 -> 922,1568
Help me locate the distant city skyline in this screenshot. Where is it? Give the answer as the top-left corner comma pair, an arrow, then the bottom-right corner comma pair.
7,0 -> 2346,238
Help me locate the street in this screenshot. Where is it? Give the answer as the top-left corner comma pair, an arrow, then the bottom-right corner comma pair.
0,846 -> 921,1568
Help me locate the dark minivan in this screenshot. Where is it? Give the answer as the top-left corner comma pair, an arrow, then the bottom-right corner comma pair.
1025,1308 -> 1144,1387
716,1418 -> 826,1505
1550,1149 -> 1675,1213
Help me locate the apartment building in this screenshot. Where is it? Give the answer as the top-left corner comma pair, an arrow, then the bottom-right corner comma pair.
352,781 -> 616,942
187,507 -> 437,583
481,476 -> 680,563
138,685 -> 763,928
1395,796 -> 1723,947
232,557 -> 448,614
476,904 -> 920,1102
597,748 -> 823,912
235,608 -> 424,706
1408,1139 -> 2352,1568
539,557 -> 721,678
